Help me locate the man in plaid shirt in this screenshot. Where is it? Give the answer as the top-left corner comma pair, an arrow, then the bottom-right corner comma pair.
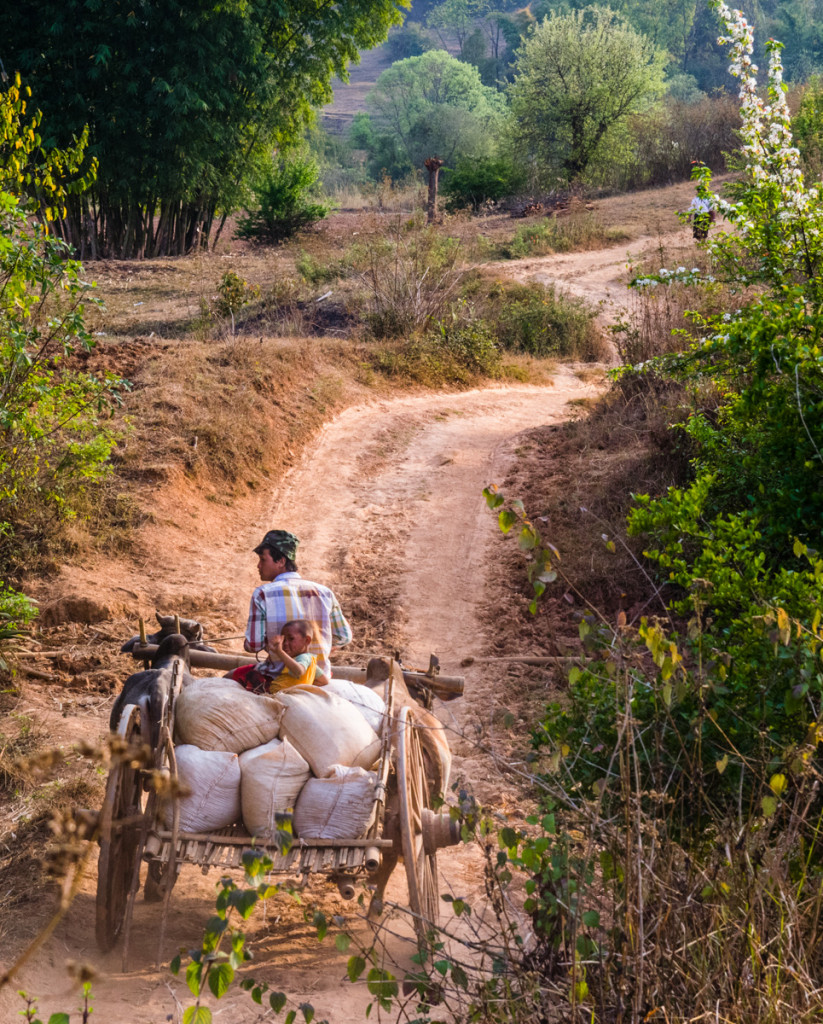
236,529 -> 352,690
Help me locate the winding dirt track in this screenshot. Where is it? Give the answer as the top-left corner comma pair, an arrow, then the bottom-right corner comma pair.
2,232 -> 689,1022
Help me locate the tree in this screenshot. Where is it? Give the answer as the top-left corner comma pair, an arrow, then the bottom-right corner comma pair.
426,0 -> 478,52
509,6 -> 666,181
367,51 -> 507,170
3,0 -> 403,258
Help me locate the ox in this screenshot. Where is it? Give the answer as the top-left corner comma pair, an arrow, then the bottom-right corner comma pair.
120,612 -> 216,655
110,633 -> 193,749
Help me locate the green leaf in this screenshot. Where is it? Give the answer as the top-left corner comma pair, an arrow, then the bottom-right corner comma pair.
334,933 -> 351,953
761,795 -> 778,818
581,910 -> 600,928
207,963 -> 234,999
518,525 -> 537,550
498,508 -> 517,533
47,1015 -> 70,1024
170,955 -> 181,975
186,961 -> 204,998
313,910 -> 328,941
451,963 -> 468,989
270,992 -> 288,1013
228,889 -> 259,919
483,486 -> 504,508
301,1003 -> 315,1023
500,826 -> 518,849
347,956 -> 366,983
183,1008 -> 213,1024
285,1011 -> 297,1024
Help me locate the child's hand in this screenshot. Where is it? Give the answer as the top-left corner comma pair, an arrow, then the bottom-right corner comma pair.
270,635 -> 285,657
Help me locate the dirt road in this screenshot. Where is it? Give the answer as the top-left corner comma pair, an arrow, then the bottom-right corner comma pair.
488,227 -> 692,320
1,366 -> 607,1023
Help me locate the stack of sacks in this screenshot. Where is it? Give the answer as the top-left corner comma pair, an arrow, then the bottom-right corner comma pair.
172,676 -> 388,842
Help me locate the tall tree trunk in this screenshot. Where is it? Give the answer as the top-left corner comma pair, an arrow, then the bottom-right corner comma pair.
424,157 -> 444,224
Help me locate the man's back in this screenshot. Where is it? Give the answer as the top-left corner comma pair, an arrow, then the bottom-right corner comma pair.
246,571 -> 352,678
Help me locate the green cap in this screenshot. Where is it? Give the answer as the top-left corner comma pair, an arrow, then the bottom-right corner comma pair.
254,529 -> 299,562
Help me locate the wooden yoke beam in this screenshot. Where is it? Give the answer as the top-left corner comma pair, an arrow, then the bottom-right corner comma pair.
125,644 -> 464,701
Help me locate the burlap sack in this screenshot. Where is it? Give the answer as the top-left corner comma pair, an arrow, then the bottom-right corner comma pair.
239,737 -> 311,840
323,679 -> 386,735
174,677 -> 283,753
164,745 -> 241,832
293,765 -> 377,840
276,686 -> 381,777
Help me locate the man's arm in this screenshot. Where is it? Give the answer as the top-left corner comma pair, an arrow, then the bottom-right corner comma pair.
244,590 -> 267,653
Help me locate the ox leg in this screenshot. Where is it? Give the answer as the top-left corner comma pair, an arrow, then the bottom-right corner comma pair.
144,860 -> 180,902
368,803 -> 400,920
368,847 -> 399,920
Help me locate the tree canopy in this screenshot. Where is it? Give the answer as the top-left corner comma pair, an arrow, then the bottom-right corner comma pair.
510,6 -> 666,181
3,0 -> 405,256
366,50 -> 507,170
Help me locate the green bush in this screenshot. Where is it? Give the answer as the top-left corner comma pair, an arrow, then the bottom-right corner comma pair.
442,157 -> 527,211
237,154 -> 330,243
483,281 -> 602,359
0,81 -> 125,574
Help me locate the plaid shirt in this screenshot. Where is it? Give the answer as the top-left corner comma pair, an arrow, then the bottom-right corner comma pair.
244,571 -> 352,679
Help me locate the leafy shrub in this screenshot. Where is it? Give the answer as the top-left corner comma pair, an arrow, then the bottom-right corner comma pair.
434,307 -> 501,373
482,281 -> 603,359
237,154 -> 330,243
213,271 -> 260,319
0,87 -> 125,574
441,157 -> 527,211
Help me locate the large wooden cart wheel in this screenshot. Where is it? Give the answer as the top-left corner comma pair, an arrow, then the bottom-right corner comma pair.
96,703 -> 145,952
396,706 -> 440,945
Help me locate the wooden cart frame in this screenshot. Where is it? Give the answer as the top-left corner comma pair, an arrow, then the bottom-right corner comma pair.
95,654 -> 461,962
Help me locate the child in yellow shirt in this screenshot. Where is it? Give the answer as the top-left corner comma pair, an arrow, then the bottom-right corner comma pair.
264,619 -> 330,693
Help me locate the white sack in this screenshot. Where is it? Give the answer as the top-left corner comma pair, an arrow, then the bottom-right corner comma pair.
164,745 -> 241,832
174,677 -> 284,754
293,764 -> 377,840
323,679 -> 386,735
276,686 -> 381,777
239,737 -> 311,839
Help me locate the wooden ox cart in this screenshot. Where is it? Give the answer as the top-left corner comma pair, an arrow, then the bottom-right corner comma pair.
95,641 -> 464,963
